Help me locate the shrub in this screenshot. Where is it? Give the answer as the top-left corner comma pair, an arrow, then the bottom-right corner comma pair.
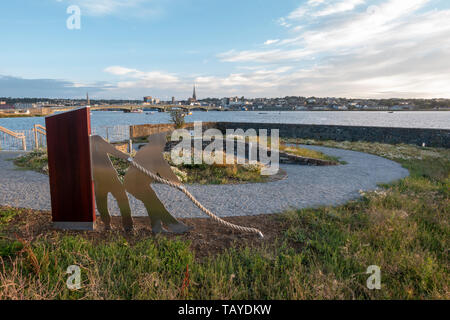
169,110 -> 185,129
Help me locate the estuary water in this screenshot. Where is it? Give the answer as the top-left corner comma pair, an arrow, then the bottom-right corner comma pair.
0,110 -> 449,131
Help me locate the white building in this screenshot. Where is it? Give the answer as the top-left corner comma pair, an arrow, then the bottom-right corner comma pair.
14,103 -> 37,109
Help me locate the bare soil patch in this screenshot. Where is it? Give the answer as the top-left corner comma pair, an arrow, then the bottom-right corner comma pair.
3,206 -> 287,260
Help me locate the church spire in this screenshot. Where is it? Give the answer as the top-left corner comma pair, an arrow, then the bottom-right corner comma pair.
193,85 -> 197,101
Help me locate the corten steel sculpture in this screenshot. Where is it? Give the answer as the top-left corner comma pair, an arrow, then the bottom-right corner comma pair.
91,133 -> 190,233
46,107 -> 189,233
46,107 -> 96,230
45,107 -> 262,237
123,132 -> 190,234
90,135 -> 133,231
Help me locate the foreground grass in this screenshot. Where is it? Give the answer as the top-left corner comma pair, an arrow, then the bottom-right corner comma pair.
1,141 -> 449,299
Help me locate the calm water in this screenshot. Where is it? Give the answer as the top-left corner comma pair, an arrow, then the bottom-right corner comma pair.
0,111 -> 449,131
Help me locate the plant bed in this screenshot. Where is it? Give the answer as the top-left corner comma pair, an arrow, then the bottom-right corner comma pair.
12,147 -> 282,185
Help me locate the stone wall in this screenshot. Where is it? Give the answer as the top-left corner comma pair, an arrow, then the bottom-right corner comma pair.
130,122 -> 217,139
215,122 -> 450,148
129,122 -> 450,148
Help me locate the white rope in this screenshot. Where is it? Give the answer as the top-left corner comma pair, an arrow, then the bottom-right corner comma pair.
127,158 -> 264,238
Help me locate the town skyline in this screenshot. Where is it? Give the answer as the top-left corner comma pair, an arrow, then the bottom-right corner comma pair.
1,0 -> 450,99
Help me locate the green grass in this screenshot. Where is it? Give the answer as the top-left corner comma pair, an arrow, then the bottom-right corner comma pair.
279,144 -> 341,163
0,208 -> 24,258
13,149 -> 48,174
110,155 -> 267,185
176,162 -> 267,185
1,141 -> 448,299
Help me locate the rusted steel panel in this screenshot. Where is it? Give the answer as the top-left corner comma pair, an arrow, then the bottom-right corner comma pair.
45,107 -> 95,229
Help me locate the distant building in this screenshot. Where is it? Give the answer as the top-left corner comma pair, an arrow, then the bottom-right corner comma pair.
0,101 -> 6,105
143,96 -> 160,105
188,85 -> 200,105
14,103 -> 37,109
312,106 -> 329,111
390,104 -> 415,111
171,96 -> 175,104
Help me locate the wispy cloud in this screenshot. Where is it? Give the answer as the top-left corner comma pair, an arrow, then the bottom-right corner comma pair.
289,0 -> 366,19
215,0 -> 450,98
104,65 -> 180,89
264,39 -> 280,45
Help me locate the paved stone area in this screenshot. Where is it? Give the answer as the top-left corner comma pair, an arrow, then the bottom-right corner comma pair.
0,146 -> 409,218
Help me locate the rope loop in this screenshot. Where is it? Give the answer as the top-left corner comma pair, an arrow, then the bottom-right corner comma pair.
127,158 -> 264,238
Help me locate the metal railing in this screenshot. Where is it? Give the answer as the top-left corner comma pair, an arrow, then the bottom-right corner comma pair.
91,125 -> 130,143
34,124 -> 47,149
0,126 -> 27,151
0,125 -> 131,151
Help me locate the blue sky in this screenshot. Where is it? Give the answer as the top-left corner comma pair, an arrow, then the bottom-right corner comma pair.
1,0 -> 450,99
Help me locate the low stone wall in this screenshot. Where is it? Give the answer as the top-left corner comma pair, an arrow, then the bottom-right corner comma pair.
130,122 -> 217,139
129,122 -> 450,148
279,152 -> 336,166
215,122 -> 450,148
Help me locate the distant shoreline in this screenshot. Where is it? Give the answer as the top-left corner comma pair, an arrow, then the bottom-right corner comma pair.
0,109 -> 449,119
0,113 -> 44,119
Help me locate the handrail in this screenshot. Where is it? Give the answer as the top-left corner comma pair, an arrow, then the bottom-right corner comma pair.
34,124 -> 46,149
0,126 -> 25,139
0,126 -> 27,150
35,124 -> 46,132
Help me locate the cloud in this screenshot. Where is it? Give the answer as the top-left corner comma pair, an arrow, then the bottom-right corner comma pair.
222,0 -> 435,62
264,39 -> 280,45
103,65 -> 298,97
291,0 -> 366,18
0,75 -> 108,98
218,48 -> 313,63
104,65 -> 180,86
213,0 -> 450,98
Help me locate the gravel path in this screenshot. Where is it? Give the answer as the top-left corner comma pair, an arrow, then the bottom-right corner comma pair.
0,146 -> 409,218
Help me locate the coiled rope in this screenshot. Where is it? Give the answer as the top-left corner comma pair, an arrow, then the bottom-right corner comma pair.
127,157 -> 264,238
